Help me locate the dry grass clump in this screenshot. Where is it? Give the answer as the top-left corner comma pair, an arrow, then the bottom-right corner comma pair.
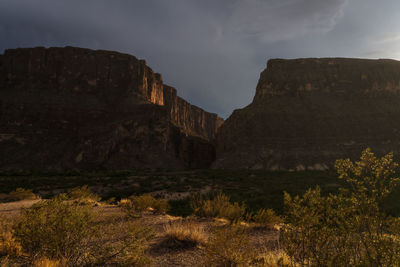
8,188 -> 37,201
119,194 -> 169,217
0,231 -> 22,258
33,257 -> 67,267
204,225 -> 256,266
191,192 -> 246,223
251,250 -> 294,267
0,216 -> 22,259
118,198 -> 131,206
164,220 -> 207,248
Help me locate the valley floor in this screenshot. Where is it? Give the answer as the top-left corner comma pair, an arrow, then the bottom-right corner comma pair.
0,169 -> 344,216
0,199 -> 280,266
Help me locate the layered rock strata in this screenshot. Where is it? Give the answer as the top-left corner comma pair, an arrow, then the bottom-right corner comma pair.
214,58 -> 400,170
0,46 -> 223,170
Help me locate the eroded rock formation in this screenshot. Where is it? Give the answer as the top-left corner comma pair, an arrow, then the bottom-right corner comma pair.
214,58 -> 400,170
163,85 -> 224,140
0,46 -> 223,170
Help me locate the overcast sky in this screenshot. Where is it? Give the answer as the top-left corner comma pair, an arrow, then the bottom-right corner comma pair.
1,0 -> 400,118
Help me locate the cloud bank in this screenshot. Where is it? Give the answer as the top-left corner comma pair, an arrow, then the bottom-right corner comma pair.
2,0 -> 399,117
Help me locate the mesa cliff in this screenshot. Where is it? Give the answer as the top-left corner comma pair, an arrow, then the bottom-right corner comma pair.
214,58 -> 400,170
0,46 -> 223,170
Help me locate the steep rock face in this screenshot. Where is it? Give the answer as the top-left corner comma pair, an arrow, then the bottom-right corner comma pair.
255,58 -> 400,99
0,46 -> 222,170
0,46 -> 165,109
214,58 -> 400,170
163,85 -> 224,140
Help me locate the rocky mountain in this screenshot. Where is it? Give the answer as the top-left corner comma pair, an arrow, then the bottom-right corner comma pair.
0,46 -> 223,170
214,58 -> 400,170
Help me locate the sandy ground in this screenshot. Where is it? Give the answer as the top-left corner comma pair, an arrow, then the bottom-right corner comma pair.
0,199 -> 41,218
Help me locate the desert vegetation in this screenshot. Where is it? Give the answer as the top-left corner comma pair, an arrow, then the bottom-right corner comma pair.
1,149 -> 400,266
281,148 -> 400,266
163,220 -> 207,249
6,188 -> 37,202
190,191 -> 247,223
1,193 -> 154,266
119,194 -> 170,218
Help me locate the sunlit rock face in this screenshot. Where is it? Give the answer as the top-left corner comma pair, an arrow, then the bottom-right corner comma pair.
0,46 -> 223,170
214,58 -> 400,170
163,85 -> 224,141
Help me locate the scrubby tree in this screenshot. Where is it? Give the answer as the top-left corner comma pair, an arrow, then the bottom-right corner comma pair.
281,148 -> 400,266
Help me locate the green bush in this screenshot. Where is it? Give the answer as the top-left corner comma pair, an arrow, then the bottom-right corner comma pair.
204,225 -> 256,266
13,196 -> 95,265
281,148 -> 400,266
191,192 -> 246,223
8,188 -> 37,201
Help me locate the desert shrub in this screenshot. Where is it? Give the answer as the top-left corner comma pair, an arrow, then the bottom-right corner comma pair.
281,188 -> 357,266
8,188 -> 36,201
67,185 -> 100,204
120,194 -> 169,217
12,196 -> 154,266
204,225 -> 256,266
191,192 -> 246,223
13,196 -> 96,265
163,220 -> 207,248
281,148 -> 400,266
118,198 -> 137,218
130,195 -> 155,213
248,208 -> 282,229
151,198 -> 170,214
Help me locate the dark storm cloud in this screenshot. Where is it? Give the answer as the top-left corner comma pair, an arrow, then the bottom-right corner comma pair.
1,0 -> 400,117
227,0 -> 349,43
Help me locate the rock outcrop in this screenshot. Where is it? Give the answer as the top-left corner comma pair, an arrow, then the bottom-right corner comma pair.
0,46 -> 223,170
214,58 -> 400,170
163,85 -> 224,140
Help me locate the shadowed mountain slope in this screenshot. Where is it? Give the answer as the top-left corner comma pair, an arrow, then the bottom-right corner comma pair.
214,58 -> 400,170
